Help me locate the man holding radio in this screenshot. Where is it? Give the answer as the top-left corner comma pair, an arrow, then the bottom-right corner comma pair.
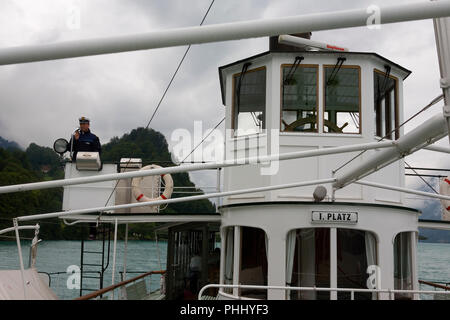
69,116 -> 102,161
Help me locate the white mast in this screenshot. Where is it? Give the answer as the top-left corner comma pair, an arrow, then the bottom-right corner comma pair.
433,4 -> 450,143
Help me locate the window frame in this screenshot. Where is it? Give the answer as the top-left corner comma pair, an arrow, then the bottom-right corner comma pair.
322,65 -> 362,134
279,63 -> 320,133
373,68 -> 400,140
231,66 -> 267,137
286,227 -> 379,300
393,231 -> 414,300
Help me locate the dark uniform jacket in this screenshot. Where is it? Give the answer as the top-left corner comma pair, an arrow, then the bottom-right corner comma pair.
69,129 -> 101,161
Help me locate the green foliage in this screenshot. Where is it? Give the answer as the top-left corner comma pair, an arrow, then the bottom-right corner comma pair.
0,147 -> 68,240
102,127 -> 216,219
0,128 -> 215,240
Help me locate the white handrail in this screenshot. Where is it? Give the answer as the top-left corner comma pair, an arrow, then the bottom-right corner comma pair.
16,178 -> 337,221
423,144 -> 450,153
0,141 -> 393,195
198,283 -> 450,300
0,1 -> 450,65
354,180 -> 450,201
0,224 -> 39,235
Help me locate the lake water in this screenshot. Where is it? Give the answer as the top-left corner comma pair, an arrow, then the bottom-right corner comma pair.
0,241 -> 448,300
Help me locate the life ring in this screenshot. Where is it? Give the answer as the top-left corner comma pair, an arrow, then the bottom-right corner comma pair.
131,164 -> 173,202
440,176 -> 450,221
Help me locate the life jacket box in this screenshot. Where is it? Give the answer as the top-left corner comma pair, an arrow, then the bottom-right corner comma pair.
114,158 -> 160,214
62,162 -> 116,212
76,152 -> 102,171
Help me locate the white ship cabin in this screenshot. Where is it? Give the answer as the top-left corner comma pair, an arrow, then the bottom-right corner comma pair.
216,34 -> 419,300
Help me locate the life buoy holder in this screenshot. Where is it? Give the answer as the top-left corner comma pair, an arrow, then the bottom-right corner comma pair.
131,164 -> 173,203
440,176 -> 450,221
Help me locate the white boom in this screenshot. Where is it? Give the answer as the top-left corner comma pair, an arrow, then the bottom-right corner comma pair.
0,141 -> 393,194
0,1 -> 450,65
333,113 -> 448,189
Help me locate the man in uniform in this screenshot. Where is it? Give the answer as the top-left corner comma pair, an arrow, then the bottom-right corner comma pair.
70,116 -> 102,161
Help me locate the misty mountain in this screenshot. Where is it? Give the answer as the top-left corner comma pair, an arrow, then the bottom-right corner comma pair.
0,136 -> 21,151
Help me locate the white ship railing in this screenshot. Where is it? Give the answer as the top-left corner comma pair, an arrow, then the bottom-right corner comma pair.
198,284 -> 450,301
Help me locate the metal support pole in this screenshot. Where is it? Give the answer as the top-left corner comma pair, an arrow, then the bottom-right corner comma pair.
111,219 -> 118,300
354,180 -> 450,201
330,228 -> 337,300
123,223 -> 128,281
13,219 -> 27,300
410,232 -> 419,300
433,5 -> 450,143
216,168 -> 221,212
232,227 -> 240,297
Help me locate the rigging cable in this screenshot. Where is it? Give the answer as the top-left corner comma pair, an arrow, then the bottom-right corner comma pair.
99,0 -> 216,219
180,116 -> 225,163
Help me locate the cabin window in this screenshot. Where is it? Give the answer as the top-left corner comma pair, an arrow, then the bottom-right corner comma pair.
223,227 -> 234,294
232,66 -> 266,136
374,69 -> 399,139
281,64 -> 318,132
324,66 -> 361,134
336,229 -> 377,300
240,227 -> 268,299
286,228 -> 330,300
394,232 -> 413,299
286,228 -> 378,300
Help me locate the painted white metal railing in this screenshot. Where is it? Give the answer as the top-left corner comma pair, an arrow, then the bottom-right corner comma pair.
16,178 -> 337,222
1,1 -> 450,65
0,141 -> 394,195
0,221 -> 40,300
198,284 -> 450,300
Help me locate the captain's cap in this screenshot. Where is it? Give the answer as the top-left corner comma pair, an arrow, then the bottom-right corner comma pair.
79,116 -> 90,124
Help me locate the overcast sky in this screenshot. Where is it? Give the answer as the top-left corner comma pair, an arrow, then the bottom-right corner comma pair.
0,0 -> 448,202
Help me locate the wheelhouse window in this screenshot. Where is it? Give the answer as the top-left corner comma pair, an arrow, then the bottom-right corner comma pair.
324,65 -> 361,134
239,227 -> 268,299
232,66 -> 266,136
394,232 -> 413,300
286,228 -> 330,300
374,69 -> 399,139
281,64 -> 318,132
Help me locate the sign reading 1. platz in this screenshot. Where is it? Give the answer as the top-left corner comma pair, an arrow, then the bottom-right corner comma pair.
311,211 -> 358,224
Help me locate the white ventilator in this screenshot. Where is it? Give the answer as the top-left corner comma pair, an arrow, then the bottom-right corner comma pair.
132,164 -> 173,202
440,176 -> 450,221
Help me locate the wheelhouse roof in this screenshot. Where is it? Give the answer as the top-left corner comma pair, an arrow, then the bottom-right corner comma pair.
218,50 -> 412,105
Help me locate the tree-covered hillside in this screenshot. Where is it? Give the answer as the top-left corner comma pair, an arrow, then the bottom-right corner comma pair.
0,136 -> 21,150
101,127 -> 216,216
0,128 -> 215,240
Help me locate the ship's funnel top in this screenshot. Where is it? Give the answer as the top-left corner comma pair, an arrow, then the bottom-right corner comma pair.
269,32 -> 312,52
